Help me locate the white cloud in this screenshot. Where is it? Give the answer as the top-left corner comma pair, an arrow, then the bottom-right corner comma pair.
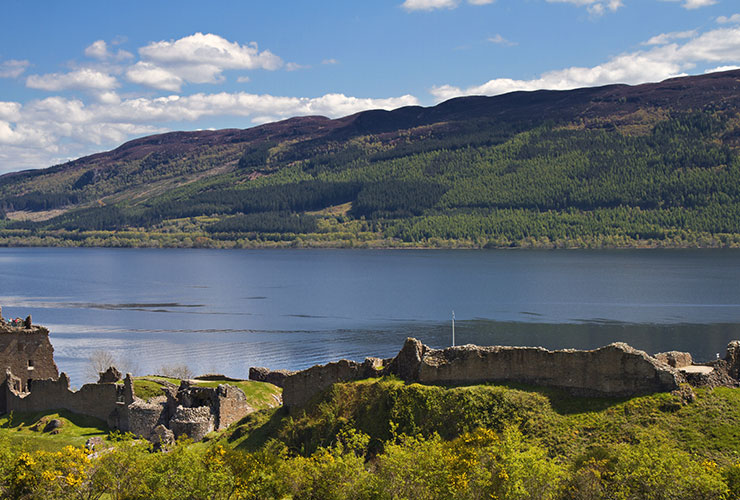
402,0 -> 493,9
97,92 -> 419,124
643,30 -> 697,45
285,62 -> 309,71
546,0 -> 623,16
84,40 -> 133,61
662,0 -> 717,9
236,76 -> 251,83
0,60 -> 30,79
0,102 -> 22,122
431,25 -> 740,101
717,14 -> 740,24
26,68 -> 119,92
126,33 -> 283,91
322,59 -> 339,65
0,91 -> 419,172
126,62 -> 183,92
705,65 -> 740,72
139,33 -> 282,70
94,91 -> 121,105
488,34 -> 516,46
402,0 -> 459,10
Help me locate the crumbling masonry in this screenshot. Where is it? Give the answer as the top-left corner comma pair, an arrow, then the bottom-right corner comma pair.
252,337 -> 740,412
0,319 -> 58,393
0,318 -> 254,442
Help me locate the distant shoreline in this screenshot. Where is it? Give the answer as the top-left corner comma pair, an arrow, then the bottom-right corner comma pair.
1,231 -> 739,250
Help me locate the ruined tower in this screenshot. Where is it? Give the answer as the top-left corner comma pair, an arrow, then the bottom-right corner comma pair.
0,320 -> 59,393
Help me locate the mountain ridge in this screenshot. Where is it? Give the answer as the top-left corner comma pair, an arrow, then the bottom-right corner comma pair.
1,69 -> 740,248
7,68 -> 740,181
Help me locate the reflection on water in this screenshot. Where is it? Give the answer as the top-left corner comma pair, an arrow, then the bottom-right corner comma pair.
0,247 -> 738,384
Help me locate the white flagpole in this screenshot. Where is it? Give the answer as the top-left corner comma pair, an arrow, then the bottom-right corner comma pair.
452,310 -> 455,347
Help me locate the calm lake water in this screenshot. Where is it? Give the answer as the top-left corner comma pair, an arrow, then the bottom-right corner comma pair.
1,247 -> 739,385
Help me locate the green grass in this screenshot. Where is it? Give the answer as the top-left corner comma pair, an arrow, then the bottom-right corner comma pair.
144,375 -> 182,385
127,376 -> 282,411
0,410 -> 108,452
192,380 -> 282,411
226,377 -> 740,464
132,379 -> 170,400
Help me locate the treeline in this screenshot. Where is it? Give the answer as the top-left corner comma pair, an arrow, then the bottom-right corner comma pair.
351,181 -> 447,219
0,191 -> 80,212
17,180 -> 449,231
266,117 -> 535,176
439,118 -> 738,212
143,181 -> 361,223
10,205 -> 154,232
206,212 -> 318,234
386,203 -> 740,243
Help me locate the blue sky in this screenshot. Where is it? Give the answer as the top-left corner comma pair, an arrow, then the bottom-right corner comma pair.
0,0 -> 738,173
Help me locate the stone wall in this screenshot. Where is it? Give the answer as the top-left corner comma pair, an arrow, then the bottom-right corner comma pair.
120,379 -> 253,441
213,384 -> 253,430
281,358 -> 385,410
1,370 -> 254,442
726,341 -> 740,379
126,399 -> 167,437
655,351 -> 693,368
3,373 -> 120,422
249,367 -> 296,388
280,338 -> 688,411
0,319 -> 256,441
416,341 -> 683,397
0,325 -> 58,392
169,406 -> 213,442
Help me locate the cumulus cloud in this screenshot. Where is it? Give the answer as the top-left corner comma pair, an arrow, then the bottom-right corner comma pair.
140,33 -> 282,70
545,0 -> 623,15
402,0 -> 494,10
0,60 -> 30,79
0,91 -> 419,172
285,62 -> 309,71
431,25 -> 740,101
84,40 -> 133,61
662,0 -> 717,9
402,0 -> 459,10
643,30 -> 697,45
488,34 -> 516,46
126,62 -> 183,92
0,102 -> 22,122
125,33 -> 283,91
25,68 -> 119,92
705,65 -> 740,72
717,14 -> 740,24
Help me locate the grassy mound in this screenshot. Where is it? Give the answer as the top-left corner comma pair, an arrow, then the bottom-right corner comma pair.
0,410 -> 108,452
223,377 -> 740,465
129,375 -> 282,411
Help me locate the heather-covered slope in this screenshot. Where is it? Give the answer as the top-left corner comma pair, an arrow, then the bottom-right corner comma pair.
2,70 -> 740,248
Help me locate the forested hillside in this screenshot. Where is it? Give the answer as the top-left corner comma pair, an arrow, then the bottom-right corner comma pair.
2,70 -> 740,248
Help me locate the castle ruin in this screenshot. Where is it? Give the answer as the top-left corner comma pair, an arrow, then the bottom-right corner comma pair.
256,337 -> 740,412
3,311 -> 740,439
0,310 -> 254,442
0,311 -> 58,393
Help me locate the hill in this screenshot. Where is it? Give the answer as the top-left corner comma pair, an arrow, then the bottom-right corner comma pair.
2,70 -> 740,248
2,378 -> 740,498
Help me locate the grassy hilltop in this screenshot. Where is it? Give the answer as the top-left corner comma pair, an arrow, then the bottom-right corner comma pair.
2,70 -> 740,248
2,377 -> 740,498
